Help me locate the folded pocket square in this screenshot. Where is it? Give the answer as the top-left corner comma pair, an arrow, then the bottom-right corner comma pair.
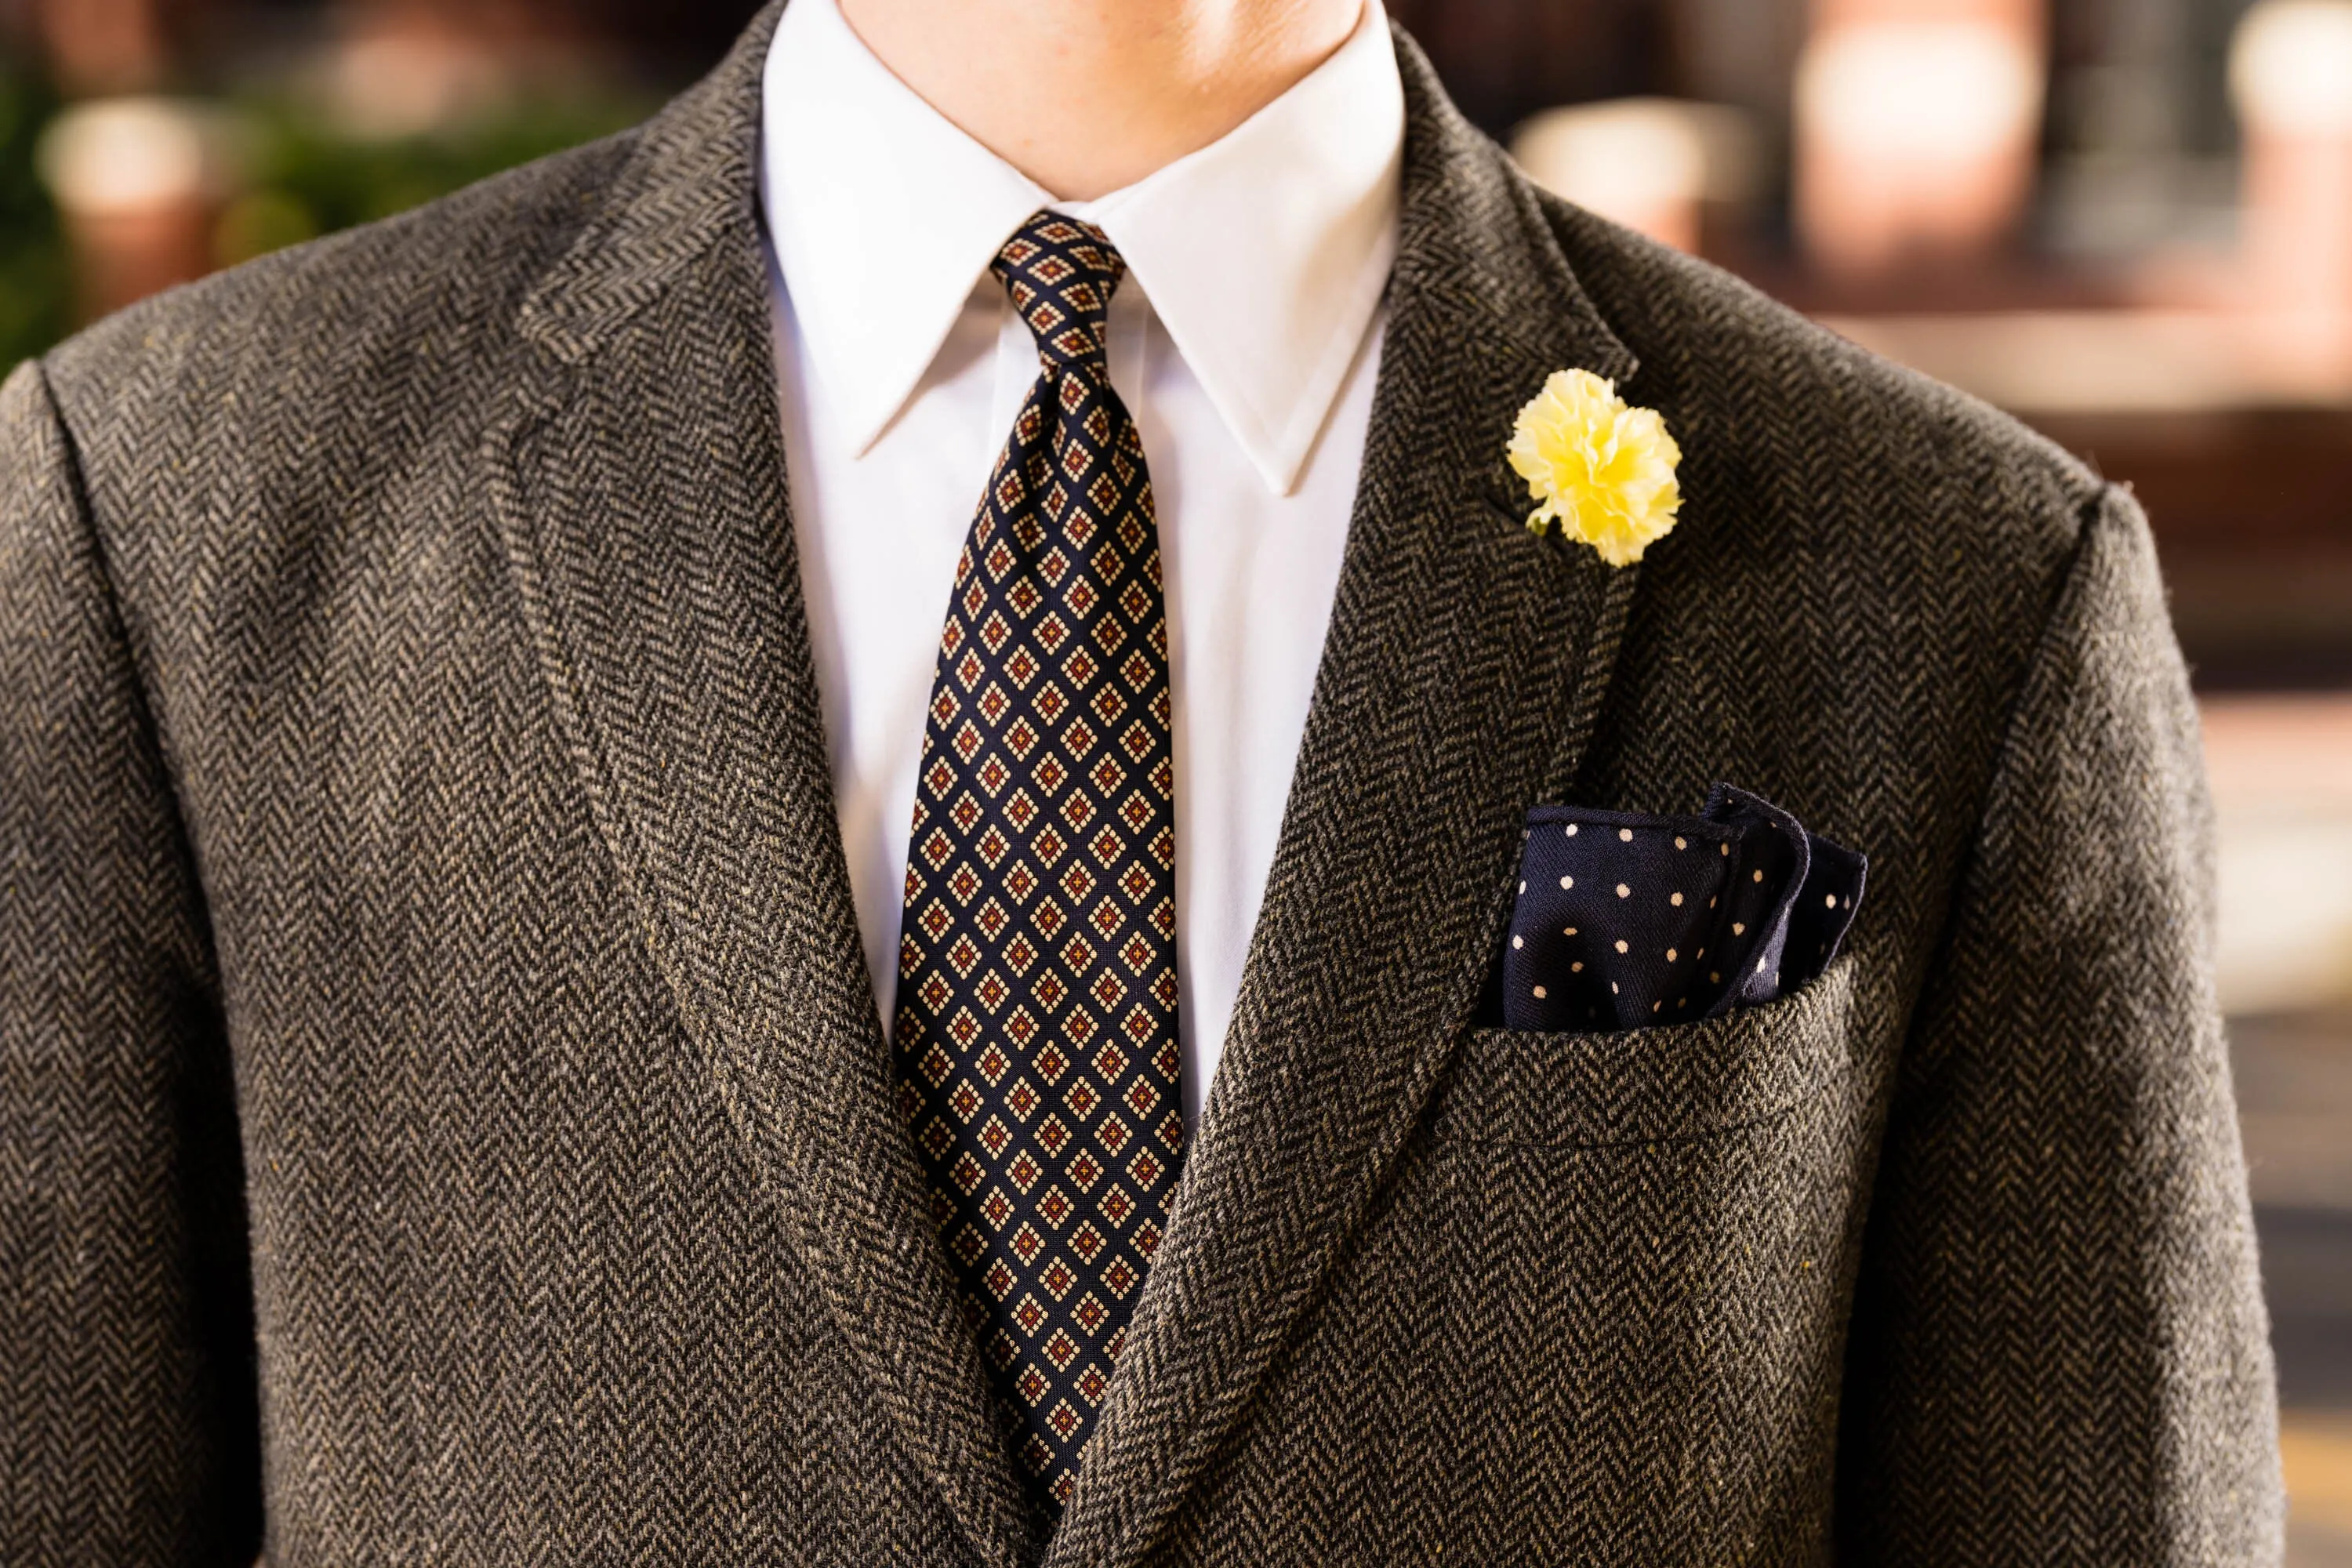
1503,784 -> 1865,1033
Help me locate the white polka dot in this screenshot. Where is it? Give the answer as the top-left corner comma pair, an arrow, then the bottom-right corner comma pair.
1611,982 -> 1620,995
1666,948 -> 1678,961
1519,880 -> 1526,895
1563,927 -> 1578,937
1696,948 -> 1705,959
1618,828 -> 1633,842
1559,875 -> 1574,890
1757,957 -> 1767,972
1674,837 -> 1686,851
1732,922 -> 1745,935
1670,891 -> 1684,906
1653,1000 -> 1662,1013
1710,971 -> 1721,983
1827,892 -> 1838,908
1570,961 -> 1584,972
1565,823 -> 1578,836
1512,935 -> 1524,949
1709,897 -> 1718,908
1615,883 -> 1631,898
1720,843 -> 1730,856
1614,939 -> 1628,953
1533,985 -> 1548,999
1753,869 -> 1764,883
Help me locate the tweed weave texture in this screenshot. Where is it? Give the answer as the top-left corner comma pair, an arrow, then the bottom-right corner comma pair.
2,5 -> 2279,1564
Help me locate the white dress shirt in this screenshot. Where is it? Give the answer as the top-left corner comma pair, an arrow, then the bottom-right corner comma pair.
758,0 -> 1404,1129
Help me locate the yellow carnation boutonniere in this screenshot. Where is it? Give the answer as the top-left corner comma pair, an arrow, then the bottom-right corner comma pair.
1508,368 -> 1682,568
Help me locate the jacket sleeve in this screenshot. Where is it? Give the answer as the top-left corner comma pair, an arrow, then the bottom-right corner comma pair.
0,361 -> 262,1565
1836,481 -> 2283,1563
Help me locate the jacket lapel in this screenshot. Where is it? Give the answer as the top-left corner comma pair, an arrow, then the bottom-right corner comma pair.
486,9 -> 1036,1567
485,10 -> 1638,1563
1043,34 -> 1642,1567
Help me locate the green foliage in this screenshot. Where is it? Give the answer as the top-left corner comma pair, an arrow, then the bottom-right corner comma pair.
0,59 -> 71,375
0,64 -> 648,370
217,92 -> 653,268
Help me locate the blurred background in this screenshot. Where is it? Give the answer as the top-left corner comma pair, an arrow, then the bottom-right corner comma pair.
2,0 -> 2347,1555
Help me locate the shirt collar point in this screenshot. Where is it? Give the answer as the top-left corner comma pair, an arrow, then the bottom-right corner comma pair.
1245,412 -> 1328,499
1256,456 -> 1309,499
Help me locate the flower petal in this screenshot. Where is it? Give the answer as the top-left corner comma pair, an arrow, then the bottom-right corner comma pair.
1508,368 -> 1681,566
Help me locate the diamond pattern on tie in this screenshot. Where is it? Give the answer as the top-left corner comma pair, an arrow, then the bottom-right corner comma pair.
894,212 -> 1183,1519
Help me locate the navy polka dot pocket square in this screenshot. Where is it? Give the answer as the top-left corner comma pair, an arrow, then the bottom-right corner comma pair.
1503,784 -> 1865,1033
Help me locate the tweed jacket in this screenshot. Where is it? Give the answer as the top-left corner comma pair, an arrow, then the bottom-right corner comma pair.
0,7 -> 2281,1564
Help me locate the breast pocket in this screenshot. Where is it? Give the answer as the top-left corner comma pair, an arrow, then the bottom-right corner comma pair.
1417,956 -> 1878,1566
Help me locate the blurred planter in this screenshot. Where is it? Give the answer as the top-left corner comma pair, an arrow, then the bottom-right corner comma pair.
25,0 -> 175,99
28,79 -> 652,325
2231,2 -> 2352,347
35,96 -> 238,321
1511,98 -> 1762,257
1794,0 -> 2048,281
2202,694 -> 2352,1015
216,91 -> 651,268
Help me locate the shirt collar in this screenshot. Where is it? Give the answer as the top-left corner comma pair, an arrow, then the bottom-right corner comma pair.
759,0 -> 1404,495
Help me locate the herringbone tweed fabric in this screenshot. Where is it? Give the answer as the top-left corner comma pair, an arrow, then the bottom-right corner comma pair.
1,5 -> 2280,1564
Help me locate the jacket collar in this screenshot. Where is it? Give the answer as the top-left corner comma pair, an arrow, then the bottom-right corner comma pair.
499,10 -> 1636,1566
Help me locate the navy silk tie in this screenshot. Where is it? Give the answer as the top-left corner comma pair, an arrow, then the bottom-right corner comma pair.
892,213 -> 1184,1515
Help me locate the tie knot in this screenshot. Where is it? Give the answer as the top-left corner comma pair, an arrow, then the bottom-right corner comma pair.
993,212 -> 1127,373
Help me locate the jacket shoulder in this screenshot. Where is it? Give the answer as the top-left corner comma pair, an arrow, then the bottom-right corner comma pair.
26,130 -> 646,720
1534,193 -> 2145,860
1536,194 -> 2103,590
39,126 -> 638,461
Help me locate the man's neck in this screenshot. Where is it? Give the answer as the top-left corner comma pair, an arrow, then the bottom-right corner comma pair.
837,0 -> 1366,201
